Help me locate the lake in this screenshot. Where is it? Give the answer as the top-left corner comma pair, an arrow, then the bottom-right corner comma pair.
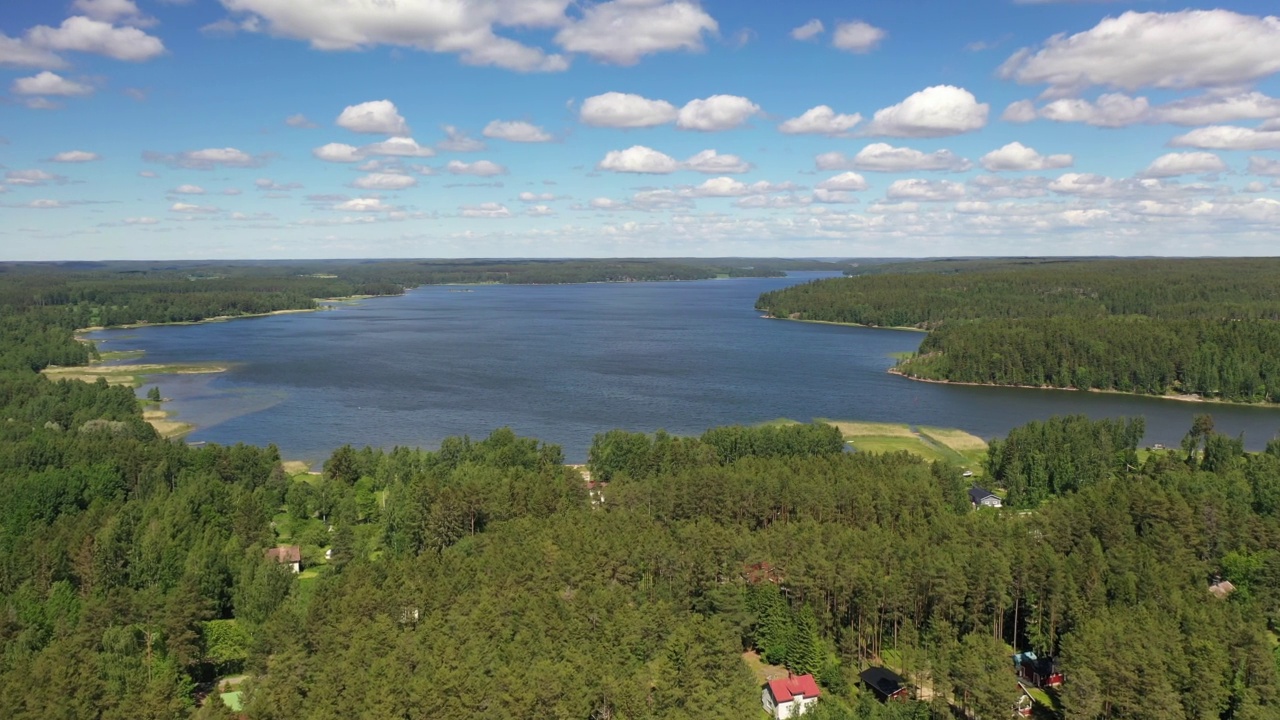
88,272 -> 1280,463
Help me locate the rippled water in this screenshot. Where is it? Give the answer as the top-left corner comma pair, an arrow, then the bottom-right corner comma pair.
88,273 -> 1280,462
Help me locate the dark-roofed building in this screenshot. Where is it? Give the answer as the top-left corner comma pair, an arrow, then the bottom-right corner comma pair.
969,487 -> 1002,508
1014,651 -> 1064,688
762,674 -> 820,718
860,667 -> 908,702
266,545 -> 301,573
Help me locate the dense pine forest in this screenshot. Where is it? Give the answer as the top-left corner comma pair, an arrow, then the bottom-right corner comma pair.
755,259 -> 1280,403
4,261 -> 1280,719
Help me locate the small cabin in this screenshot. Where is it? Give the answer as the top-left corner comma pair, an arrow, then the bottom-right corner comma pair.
969,487 -> 1002,509
860,667 -> 909,702
762,674 -> 820,718
266,545 -> 301,573
1014,651 -> 1064,688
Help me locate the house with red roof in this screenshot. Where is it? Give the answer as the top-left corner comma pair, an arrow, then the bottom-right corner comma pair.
761,674 -> 821,718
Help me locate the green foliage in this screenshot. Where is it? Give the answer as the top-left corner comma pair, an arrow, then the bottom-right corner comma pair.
986,414 -> 1143,507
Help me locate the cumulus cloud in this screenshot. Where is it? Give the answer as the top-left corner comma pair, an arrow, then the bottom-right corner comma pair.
1153,91 -> 1280,126
778,105 -> 862,136
11,71 -> 92,96
313,143 -> 362,163
215,0 -> 568,72
460,202 -> 512,218
816,172 -> 869,191
886,179 -> 965,201
980,142 -> 1073,172
579,92 -> 677,127
1169,125 -> 1280,151
864,85 -> 989,137
50,150 -> 99,163
285,113 -> 317,128
1140,152 -> 1228,178
790,19 -> 824,41
0,34 -> 68,68
6,169 -> 65,186
170,184 -> 206,194
360,137 -> 436,158
684,177 -> 794,198
445,159 -> 508,176
73,0 -> 153,26
1248,157 -> 1280,177
682,149 -> 752,174
170,202 -> 219,214
352,173 -> 418,190
554,0 -> 717,66
832,20 -> 886,53
1001,100 -> 1037,123
334,198 -> 396,212
818,143 -> 971,173
597,145 -> 681,174
526,204 -> 554,216
676,95 -> 760,131
337,100 -> 410,136
25,199 -> 67,209
26,16 -> 165,62
999,10 -> 1280,94
123,216 -> 159,225
518,191 -> 556,202
1039,94 -> 1150,127
483,120 -> 552,143
143,147 -> 265,170
437,125 -> 486,152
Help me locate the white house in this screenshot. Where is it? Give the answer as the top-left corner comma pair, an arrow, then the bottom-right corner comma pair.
968,487 -> 1002,509
762,674 -> 821,719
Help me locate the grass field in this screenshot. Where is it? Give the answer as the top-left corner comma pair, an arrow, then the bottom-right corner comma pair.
808,418 -> 990,474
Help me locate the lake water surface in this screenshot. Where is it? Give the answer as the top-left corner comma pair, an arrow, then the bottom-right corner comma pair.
88,273 -> 1280,463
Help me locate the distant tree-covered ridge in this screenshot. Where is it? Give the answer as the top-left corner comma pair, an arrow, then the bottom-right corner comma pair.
756,258 -> 1280,403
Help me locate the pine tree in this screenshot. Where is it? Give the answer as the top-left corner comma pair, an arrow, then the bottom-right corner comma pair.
786,606 -> 822,677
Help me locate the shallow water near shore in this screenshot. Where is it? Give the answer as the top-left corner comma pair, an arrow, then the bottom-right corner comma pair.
87,272 -> 1280,463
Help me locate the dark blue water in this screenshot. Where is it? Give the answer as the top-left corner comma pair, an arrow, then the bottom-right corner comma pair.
88,273 -> 1280,463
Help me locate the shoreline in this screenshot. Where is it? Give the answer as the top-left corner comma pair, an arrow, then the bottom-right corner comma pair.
759,315 -> 929,333
887,367 -> 1280,409
73,294 -> 377,338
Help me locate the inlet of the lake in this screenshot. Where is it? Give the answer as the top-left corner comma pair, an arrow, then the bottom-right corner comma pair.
87,272 -> 1280,463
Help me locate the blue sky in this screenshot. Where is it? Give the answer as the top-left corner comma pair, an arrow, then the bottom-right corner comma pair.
2,0 -> 1280,260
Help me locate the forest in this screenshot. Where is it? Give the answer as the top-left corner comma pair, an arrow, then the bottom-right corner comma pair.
4,262 -> 1280,719
755,259 -> 1280,403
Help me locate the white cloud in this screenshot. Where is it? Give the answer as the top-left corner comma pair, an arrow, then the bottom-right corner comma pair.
886,179 -> 966,201
1047,173 -> 1115,196
579,92 -> 677,127
337,100 -> 410,136
778,105 -> 862,136
460,202 -> 512,218
483,120 -> 552,143
143,147 -> 264,170
216,0 -> 568,72
1001,100 -> 1037,123
554,0 -> 717,66
445,159 -> 508,176
676,95 -> 760,131
864,85 -> 989,137
170,202 -> 219,214
6,169 -> 65,186
11,71 -> 92,96
170,184 -> 206,194
25,199 -> 66,209
790,19 -> 824,41
819,143 -> 971,173
72,0 -> 152,26
816,172 -> 869,191
1248,157 -> 1280,177
0,34 -> 67,68
1140,152 -> 1228,178
518,192 -> 556,202
50,150 -> 99,163
335,198 -> 396,212
980,142 -> 1073,172
123,216 -> 159,225
26,16 -> 165,62
1169,126 -> 1280,151
526,204 -> 554,216
22,97 -> 63,111
313,143 -> 362,163
682,149 -> 752,174
1153,91 -> 1280,126
832,20 -> 886,53
360,137 -> 435,158
285,113 -> 317,128
598,145 -> 680,174
685,177 -> 793,198
352,173 -> 418,190
437,125 -> 486,152
1000,10 -> 1280,94
1039,94 -> 1150,127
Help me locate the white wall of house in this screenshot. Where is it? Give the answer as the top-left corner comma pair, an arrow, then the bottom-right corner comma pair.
762,692 -> 818,719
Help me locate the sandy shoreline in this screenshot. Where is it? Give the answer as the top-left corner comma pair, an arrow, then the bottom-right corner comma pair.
72,296 -> 375,338
887,367 -> 1280,409
759,315 -> 929,333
